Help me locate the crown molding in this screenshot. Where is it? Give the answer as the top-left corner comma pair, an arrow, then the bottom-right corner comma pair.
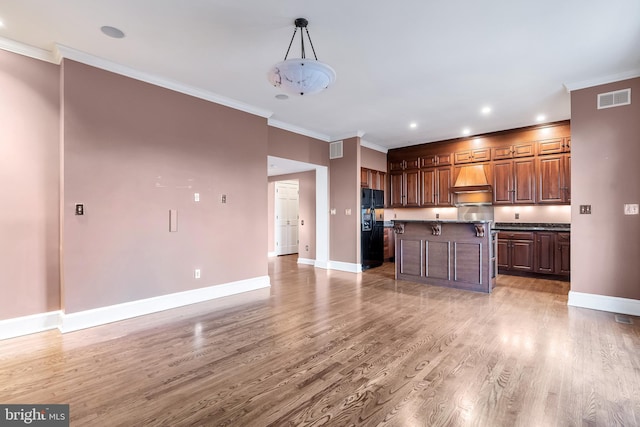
360,139 -> 388,154
267,119 -> 331,142
54,44 -> 273,118
331,130 -> 365,141
0,36 -> 58,63
563,69 -> 640,92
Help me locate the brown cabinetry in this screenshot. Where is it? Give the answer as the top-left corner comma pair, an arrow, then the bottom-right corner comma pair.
420,153 -> 452,168
389,158 -> 419,171
537,137 -> 571,155
383,227 -> 395,261
492,142 -> 536,160
493,158 -> 536,204
361,168 -> 386,192
537,154 -> 570,204
420,167 -> 453,207
556,232 -> 571,275
390,170 -> 420,207
534,232 -> 556,274
497,232 -> 534,272
454,148 -> 491,164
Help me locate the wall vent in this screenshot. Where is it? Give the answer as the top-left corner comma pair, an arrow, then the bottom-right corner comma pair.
597,88 -> 631,109
330,140 -> 343,159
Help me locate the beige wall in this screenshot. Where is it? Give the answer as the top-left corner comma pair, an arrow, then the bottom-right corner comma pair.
0,50 -> 61,320
571,77 -> 640,300
330,137 -> 360,264
267,171 -> 316,259
61,60 -> 268,313
267,127 -> 329,167
361,146 -> 387,172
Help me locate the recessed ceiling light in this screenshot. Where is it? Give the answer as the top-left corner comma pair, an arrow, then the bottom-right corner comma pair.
409,122 -> 417,129
481,106 -> 492,115
0,20 -> 4,28
101,26 -> 125,39
462,128 -> 471,136
536,114 -> 546,122
275,94 -> 289,100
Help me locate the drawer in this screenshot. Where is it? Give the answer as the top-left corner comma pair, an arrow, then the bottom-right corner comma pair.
498,232 -> 534,240
557,232 -> 570,242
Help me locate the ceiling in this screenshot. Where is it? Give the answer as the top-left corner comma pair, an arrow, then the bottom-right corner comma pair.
1,1 -> 639,151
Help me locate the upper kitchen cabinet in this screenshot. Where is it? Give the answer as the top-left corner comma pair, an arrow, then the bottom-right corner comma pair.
390,169 -> 420,207
420,166 -> 453,207
454,148 -> 491,164
389,157 -> 419,171
537,154 -> 571,204
420,153 -> 452,168
493,158 -> 536,205
492,142 -> 536,160
537,137 -> 571,155
361,168 -> 386,191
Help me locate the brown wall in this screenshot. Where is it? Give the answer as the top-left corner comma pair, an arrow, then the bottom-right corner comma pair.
62,60 -> 268,313
267,172 -> 316,259
330,137 -> 360,264
0,50 -> 61,320
361,146 -> 387,172
571,77 -> 640,300
267,127 -> 329,166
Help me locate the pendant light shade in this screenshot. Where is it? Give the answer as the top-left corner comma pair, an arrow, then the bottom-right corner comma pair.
268,18 -> 336,96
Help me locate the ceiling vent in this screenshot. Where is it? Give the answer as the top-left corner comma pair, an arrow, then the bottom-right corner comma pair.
597,88 -> 631,109
330,140 -> 343,159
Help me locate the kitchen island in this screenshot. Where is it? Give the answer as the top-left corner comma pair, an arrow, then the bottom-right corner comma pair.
394,220 -> 496,293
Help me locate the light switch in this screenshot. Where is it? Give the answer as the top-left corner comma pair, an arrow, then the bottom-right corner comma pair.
579,205 -> 591,214
624,203 -> 639,215
75,203 -> 84,215
330,208 -> 336,215
345,209 -> 352,215
194,193 -> 200,202
221,194 -> 227,204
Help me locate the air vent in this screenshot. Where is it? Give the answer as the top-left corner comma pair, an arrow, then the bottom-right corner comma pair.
330,140 -> 343,159
597,88 -> 631,109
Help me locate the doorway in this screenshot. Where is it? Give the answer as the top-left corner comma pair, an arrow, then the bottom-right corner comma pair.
275,180 -> 299,256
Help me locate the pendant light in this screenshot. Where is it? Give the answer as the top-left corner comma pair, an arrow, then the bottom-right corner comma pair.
267,18 -> 336,96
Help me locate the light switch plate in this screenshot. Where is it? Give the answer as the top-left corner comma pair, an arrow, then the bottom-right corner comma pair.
345,209 -> 351,215
194,193 -> 200,202
330,208 -> 336,215
194,269 -> 201,279
624,203 -> 639,215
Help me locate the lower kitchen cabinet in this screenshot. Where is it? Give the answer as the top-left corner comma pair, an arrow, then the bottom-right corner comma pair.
497,232 -> 534,272
499,230 -> 570,277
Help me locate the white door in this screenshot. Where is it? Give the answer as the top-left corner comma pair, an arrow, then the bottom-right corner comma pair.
275,181 -> 299,255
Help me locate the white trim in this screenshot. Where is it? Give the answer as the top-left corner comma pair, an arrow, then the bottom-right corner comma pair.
267,119 -> 331,142
563,69 -> 640,92
315,260 -> 329,269
568,291 -> 640,317
328,261 -> 363,273
360,139 -> 389,154
60,276 -> 270,333
54,44 -> 272,119
332,130 -> 365,140
268,251 -> 277,258
297,257 -> 316,266
0,36 -> 58,63
0,311 -> 62,341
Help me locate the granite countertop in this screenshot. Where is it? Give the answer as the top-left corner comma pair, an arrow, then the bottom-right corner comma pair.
391,219 -> 493,224
493,222 -> 571,232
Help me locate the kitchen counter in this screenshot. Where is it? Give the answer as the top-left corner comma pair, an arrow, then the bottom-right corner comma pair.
393,220 -> 496,293
493,222 -> 570,232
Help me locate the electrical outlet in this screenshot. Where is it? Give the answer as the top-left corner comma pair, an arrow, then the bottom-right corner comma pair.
436,213 -> 440,219
515,213 -> 520,220
579,205 -> 592,214
305,245 -> 309,252
624,203 -> 639,215
345,209 -> 351,215
194,269 -> 201,279
221,194 -> 227,204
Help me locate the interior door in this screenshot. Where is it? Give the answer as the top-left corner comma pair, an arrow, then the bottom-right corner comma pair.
275,181 -> 299,255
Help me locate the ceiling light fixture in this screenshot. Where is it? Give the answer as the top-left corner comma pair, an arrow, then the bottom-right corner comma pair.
536,114 -> 546,122
410,122 -> 417,129
267,18 -> 336,96
462,128 -> 471,136
481,106 -> 492,115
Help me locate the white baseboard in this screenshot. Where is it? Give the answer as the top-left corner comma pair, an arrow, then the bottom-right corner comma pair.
328,261 -> 362,273
315,260 -> 329,269
297,257 -> 315,266
0,311 -> 62,341
568,291 -> 640,317
60,275 -> 270,333
267,251 -> 277,258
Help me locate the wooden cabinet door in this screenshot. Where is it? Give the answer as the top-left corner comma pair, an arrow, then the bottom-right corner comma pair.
564,154 -> 571,203
537,138 -> 565,155
420,169 -> 437,207
389,160 -> 405,171
437,167 -> 453,206
472,148 -> 491,162
537,155 -> 564,203
556,233 -> 571,275
492,146 -> 514,160
497,239 -> 510,270
513,158 -> 535,204
511,240 -> 534,271
535,232 -> 556,274
389,172 -> 404,207
493,160 -> 514,204
420,155 -> 438,168
405,170 -> 420,207
513,142 -> 536,158
361,168 -> 370,188
454,150 -> 474,164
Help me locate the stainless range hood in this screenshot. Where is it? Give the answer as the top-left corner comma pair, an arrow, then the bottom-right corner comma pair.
450,164 -> 493,205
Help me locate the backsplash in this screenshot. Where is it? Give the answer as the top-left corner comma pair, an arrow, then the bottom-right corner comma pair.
386,205 -> 571,224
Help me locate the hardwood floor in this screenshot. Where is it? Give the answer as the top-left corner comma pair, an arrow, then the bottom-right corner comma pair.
1,256 -> 638,426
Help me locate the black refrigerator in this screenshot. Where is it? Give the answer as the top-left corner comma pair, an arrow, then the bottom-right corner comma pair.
361,188 -> 385,270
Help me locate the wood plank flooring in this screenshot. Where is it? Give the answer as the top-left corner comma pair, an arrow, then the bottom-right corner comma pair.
1,256 -> 639,426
